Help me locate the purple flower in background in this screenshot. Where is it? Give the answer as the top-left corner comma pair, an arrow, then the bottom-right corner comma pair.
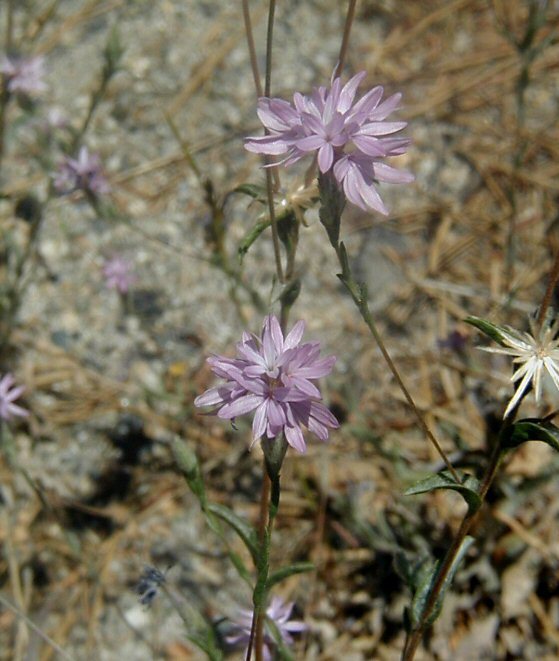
0,55 -> 46,95
0,373 -> 29,422
53,146 -> 110,195
226,596 -> 307,661
195,315 -> 338,452
245,70 -> 413,214
103,256 -> 136,294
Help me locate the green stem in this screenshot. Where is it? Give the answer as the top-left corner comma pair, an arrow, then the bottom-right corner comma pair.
401,404 -> 521,661
536,248 -> 559,331
332,241 -> 460,482
334,0 -> 357,77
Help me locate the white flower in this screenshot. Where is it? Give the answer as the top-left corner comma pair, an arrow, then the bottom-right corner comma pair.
481,319 -> 559,417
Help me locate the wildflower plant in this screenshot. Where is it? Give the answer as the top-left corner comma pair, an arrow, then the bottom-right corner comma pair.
0,55 -> 46,97
175,2 -> 559,660
226,596 -> 306,660
245,70 -> 414,214
195,314 -> 338,453
102,255 -> 136,295
53,146 -> 111,197
0,373 -> 28,422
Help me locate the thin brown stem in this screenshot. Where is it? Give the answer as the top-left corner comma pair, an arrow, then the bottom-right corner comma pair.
5,0 -> 14,53
536,248 -> 559,329
334,245 -> 460,482
402,393 -> 524,661
402,439 -> 503,660
334,0 -> 358,77
304,0 -> 357,187
242,0 -> 263,97
262,0 -> 283,282
242,0 -> 283,280
264,0 -> 276,98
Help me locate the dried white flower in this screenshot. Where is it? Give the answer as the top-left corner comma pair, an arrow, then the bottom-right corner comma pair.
481,318 -> 559,418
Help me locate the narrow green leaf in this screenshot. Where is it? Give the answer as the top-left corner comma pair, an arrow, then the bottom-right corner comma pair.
206,502 -> 259,564
266,562 -> 314,591
268,618 -> 296,661
405,470 -> 482,514
318,171 -> 344,248
185,632 -> 224,661
232,183 -> 267,200
238,220 -> 271,261
505,418 -> 559,452
411,536 -> 474,627
465,316 -> 509,346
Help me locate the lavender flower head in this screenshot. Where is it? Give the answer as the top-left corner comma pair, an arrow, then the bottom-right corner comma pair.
53,146 -> 110,195
1,55 -> 46,95
103,255 -> 136,294
195,315 -> 339,453
0,373 -> 29,422
245,70 -> 414,214
226,596 -> 306,661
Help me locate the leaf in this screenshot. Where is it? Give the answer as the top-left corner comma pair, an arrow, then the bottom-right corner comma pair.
505,418 -> 559,452
232,183 -> 267,200
411,536 -> 474,627
186,631 -> 224,661
465,316 -> 509,346
405,470 -> 482,514
172,438 -> 206,505
318,171 -> 344,248
206,503 -> 259,565
266,562 -> 314,591
238,220 -> 271,261
267,618 -> 296,661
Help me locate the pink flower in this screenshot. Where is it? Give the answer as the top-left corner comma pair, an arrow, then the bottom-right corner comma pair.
1,55 -> 46,95
194,315 -> 339,452
53,146 -> 110,195
103,256 -> 136,294
245,70 -> 413,214
226,596 -> 307,661
0,373 -> 29,422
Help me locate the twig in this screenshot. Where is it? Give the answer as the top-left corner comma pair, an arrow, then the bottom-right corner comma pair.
0,593 -> 77,661
334,0 -> 357,77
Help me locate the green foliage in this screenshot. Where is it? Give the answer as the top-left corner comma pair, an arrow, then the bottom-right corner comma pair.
318,171 -> 344,248
173,439 -> 253,583
267,618 -> 296,661
504,418 -> 559,452
404,470 -> 482,514
103,24 -> 125,79
465,315 -> 510,346
409,536 -> 474,628
233,183 -> 268,201
207,502 -> 259,566
266,562 -> 314,591
238,219 -> 271,261
172,438 -> 206,505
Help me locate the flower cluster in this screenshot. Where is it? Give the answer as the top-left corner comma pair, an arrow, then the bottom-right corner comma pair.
226,596 -> 306,661
245,70 -> 413,214
0,373 -> 28,422
195,315 -> 339,452
54,146 -> 110,196
481,317 -> 559,418
1,55 -> 46,96
103,256 -> 136,294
